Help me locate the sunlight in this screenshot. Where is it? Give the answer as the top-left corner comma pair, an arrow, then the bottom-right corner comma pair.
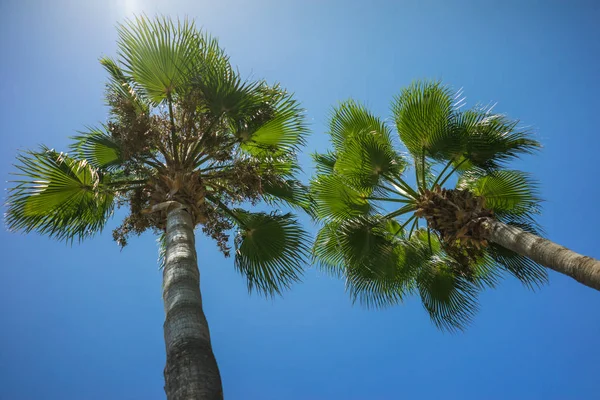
109,0 -> 145,19
123,0 -> 139,15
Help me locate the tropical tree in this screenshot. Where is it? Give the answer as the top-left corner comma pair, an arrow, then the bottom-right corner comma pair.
5,16 -> 311,400
311,81 -> 600,331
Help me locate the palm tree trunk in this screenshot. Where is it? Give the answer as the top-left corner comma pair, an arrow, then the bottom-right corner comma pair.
480,218 -> 600,291
162,207 -> 223,399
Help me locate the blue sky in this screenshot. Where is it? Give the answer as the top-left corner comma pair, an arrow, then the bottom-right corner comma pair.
1,1 -> 599,399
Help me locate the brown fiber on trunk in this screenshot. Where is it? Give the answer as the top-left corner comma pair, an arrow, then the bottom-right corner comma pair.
416,186 -> 493,267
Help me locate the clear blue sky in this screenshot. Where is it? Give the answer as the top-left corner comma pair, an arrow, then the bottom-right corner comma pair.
1,1 -> 599,399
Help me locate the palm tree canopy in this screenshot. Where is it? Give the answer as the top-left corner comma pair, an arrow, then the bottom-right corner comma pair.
311,81 -> 545,331
5,16 -> 311,296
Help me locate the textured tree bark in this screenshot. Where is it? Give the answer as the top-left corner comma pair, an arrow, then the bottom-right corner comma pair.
163,207 -> 223,399
480,218 -> 600,291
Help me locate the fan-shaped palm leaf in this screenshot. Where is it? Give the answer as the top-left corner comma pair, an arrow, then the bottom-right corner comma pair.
240,90 -> 308,155
458,169 -> 542,233
451,108 -> 540,170
233,211 -> 310,296
69,127 -> 123,170
99,56 -> 150,114
337,217 -> 417,307
310,174 -> 372,221
117,15 -> 200,103
312,221 -> 346,277
312,151 -> 337,175
392,81 -> 462,160
335,129 -> 407,192
328,100 -> 393,151
261,179 -> 313,216
416,257 -> 480,332
6,147 -> 116,242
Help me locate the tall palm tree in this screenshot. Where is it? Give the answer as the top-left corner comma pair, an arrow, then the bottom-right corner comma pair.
5,16 -> 311,399
311,81 -> 600,331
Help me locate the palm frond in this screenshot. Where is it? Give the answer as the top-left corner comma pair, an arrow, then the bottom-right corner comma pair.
261,179 -> 313,216
338,217 -> 419,308
416,257 -> 480,332
310,174 -> 371,221
240,89 -> 308,155
312,221 -> 346,277
452,108 -> 540,170
99,56 -> 149,114
414,156 -> 436,190
312,151 -> 337,175
194,59 -> 258,119
117,15 -> 200,104
69,127 -> 123,170
335,129 -> 406,191
5,147 -> 116,242
458,169 -> 541,229
392,81 -> 462,160
328,100 -> 393,151
233,211 -> 310,296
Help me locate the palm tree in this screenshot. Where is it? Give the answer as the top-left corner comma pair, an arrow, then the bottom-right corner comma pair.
5,16 -> 311,399
311,81 -> 600,331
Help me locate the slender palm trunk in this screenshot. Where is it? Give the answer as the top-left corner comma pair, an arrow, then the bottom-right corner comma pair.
480,218 -> 600,291
162,207 -> 223,399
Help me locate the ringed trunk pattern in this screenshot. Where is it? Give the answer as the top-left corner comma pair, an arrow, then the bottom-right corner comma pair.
480,218 -> 600,291
163,207 -> 223,399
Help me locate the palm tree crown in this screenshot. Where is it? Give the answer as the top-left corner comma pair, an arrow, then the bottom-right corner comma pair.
6,16 -> 311,296
311,81 -> 546,331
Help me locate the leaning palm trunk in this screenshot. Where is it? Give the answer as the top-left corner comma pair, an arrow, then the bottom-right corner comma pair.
163,207 -> 223,399
480,218 -> 600,291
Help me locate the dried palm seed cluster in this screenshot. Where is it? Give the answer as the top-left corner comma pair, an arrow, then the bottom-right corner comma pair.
416,186 -> 493,266
109,89 -> 292,255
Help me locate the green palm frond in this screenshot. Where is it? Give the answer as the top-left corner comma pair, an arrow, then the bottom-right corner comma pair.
69,127 -> 123,170
240,90 -> 308,155
99,56 -> 149,114
337,217 -> 401,272
310,174 -> 372,221
452,107 -> 541,170
312,221 -> 346,277
337,217 -> 418,308
467,170 -> 539,212
117,15 -> 200,104
312,151 -> 337,175
328,100 -> 392,151
458,169 -> 541,229
335,129 -> 406,191
452,108 -> 540,170
189,33 -> 269,122
261,179 -> 313,216
5,147 -> 116,242
233,211 -> 310,296
416,257 -> 480,332
195,61 -> 258,119
392,81 -> 461,160
313,218 -> 433,309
